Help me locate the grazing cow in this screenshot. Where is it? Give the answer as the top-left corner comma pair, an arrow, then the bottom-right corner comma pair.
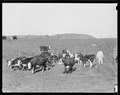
58,54 -> 76,74
39,46 -> 50,53
78,53 -> 96,68
27,55 -> 49,74
7,56 -> 27,71
96,51 -> 104,65
10,36 -> 17,40
18,56 -> 35,71
2,36 -> 7,40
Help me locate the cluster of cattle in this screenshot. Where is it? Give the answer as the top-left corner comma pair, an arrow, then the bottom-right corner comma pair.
2,35 -> 17,40
6,45 -> 118,93
6,46 -> 108,74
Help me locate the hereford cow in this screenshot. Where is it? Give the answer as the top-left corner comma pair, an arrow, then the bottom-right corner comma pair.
78,53 -> 96,68
18,56 -> 35,71
7,56 -> 27,71
96,51 -> 104,65
10,36 -> 17,40
58,55 -> 76,74
27,55 -> 50,74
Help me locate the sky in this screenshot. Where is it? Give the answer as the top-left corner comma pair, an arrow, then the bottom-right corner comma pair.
2,3 -> 117,38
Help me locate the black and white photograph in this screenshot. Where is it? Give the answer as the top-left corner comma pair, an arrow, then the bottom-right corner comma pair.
2,3 -> 117,92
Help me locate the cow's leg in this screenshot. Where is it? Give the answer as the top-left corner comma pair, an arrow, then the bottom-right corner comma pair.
83,63 -> 86,68
11,66 -> 18,71
101,58 -> 103,64
32,68 -> 35,74
88,60 -> 92,68
32,65 -> 36,74
69,66 -> 73,73
98,58 -> 101,65
66,66 -> 70,73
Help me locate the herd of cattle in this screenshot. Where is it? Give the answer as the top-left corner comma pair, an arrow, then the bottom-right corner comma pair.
2,35 -> 17,40
5,45 -> 118,93
6,45 -> 117,75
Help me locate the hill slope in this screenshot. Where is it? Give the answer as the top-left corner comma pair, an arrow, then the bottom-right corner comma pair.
17,33 -> 96,40
51,33 -> 96,39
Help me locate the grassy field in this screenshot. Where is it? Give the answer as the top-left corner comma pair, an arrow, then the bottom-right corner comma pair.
2,36 -> 117,92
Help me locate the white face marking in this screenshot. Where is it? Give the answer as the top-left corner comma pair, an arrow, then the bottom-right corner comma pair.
62,54 -> 66,58
28,62 -> 31,69
17,60 -> 22,66
7,60 -> 12,66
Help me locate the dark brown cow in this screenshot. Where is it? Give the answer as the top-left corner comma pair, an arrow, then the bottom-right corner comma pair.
27,55 -> 49,74
58,57 -> 76,74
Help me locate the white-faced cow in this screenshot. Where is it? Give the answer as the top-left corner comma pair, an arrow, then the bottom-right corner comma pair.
10,36 -> 17,40
78,53 -> 96,68
58,52 -> 76,74
6,56 -> 27,71
18,56 -> 35,71
27,55 -> 50,74
27,52 -> 55,74
96,51 -> 104,65
58,57 -> 76,74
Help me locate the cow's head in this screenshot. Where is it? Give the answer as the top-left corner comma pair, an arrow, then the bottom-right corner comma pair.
6,58 -> 15,67
62,54 -> 66,58
7,60 -> 12,67
17,60 -> 22,66
28,62 -> 32,70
